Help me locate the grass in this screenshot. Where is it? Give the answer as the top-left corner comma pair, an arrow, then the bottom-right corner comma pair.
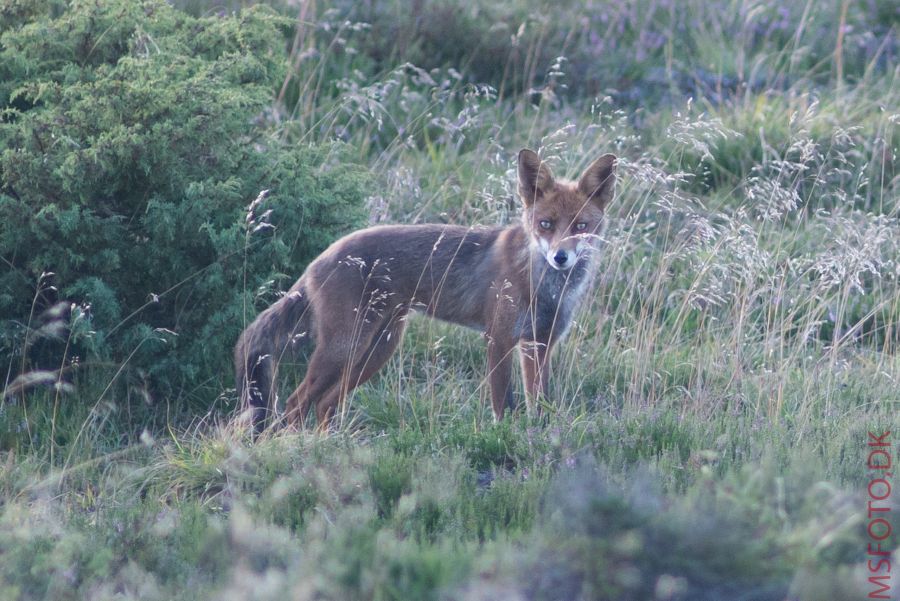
2,0 -> 900,599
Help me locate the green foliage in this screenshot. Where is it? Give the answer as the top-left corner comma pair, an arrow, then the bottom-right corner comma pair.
451,419 -> 525,472
368,450 -> 414,519
0,498 -> 232,601
522,463 -> 799,600
279,0 -> 897,114
0,426 -> 879,600
260,475 -> 320,530
0,0 -> 368,400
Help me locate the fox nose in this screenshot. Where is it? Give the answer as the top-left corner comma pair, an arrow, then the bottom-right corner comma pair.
553,250 -> 568,266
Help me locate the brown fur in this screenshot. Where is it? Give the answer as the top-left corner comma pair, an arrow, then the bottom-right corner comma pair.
234,149 -> 617,430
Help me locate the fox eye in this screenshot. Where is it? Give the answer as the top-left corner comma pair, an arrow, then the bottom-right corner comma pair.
574,222 -> 588,231
539,220 -> 552,230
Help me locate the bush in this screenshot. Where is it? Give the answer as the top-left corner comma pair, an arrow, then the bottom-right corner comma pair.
0,0 -> 368,404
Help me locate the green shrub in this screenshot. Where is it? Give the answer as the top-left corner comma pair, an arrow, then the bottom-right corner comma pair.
518,461 -> 866,601
369,450 -> 414,518
0,0 -> 368,404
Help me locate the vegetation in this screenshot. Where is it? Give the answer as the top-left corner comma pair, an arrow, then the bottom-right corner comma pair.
0,0 -> 368,405
1,0 -> 898,599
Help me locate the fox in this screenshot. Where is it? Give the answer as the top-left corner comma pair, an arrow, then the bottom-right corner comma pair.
234,148 -> 617,430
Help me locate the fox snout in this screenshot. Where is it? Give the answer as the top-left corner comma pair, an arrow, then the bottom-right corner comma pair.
535,236 -> 582,270
549,247 -> 576,270
552,249 -> 568,266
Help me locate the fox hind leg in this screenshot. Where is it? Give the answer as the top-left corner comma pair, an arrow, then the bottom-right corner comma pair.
286,312 -> 407,430
311,316 -> 407,429
285,342 -> 350,430
284,380 -> 311,427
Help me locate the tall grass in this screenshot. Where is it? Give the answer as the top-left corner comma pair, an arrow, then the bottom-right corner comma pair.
2,0 -> 899,599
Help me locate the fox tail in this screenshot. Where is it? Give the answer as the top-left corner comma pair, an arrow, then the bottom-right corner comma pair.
234,281 -> 314,430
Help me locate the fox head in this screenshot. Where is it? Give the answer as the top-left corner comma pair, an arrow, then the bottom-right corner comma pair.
517,149 -> 617,271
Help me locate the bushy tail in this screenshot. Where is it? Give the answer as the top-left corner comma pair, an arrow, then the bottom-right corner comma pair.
234,281 -> 314,430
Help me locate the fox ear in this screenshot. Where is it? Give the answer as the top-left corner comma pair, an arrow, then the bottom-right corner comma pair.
518,149 -> 555,206
578,153 -> 617,210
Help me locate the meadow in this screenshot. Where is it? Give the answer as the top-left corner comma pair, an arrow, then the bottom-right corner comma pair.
1,0 -> 898,599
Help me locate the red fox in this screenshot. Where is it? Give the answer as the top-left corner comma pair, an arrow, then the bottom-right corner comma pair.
235,149 -> 616,429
